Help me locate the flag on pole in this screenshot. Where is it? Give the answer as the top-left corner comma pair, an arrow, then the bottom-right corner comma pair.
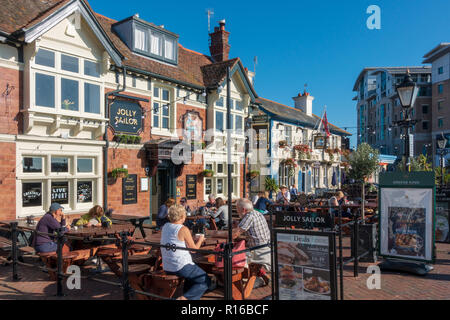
322,112 -> 331,138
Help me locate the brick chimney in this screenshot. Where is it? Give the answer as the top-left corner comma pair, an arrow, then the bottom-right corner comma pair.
209,20 -> 230,62
293,91 -> 314,116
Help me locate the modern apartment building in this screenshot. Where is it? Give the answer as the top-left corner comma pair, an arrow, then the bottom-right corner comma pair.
423,43 -> 450,166
354,67 -> 433,159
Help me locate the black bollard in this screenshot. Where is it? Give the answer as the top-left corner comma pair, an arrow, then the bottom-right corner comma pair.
223,243 -> 233,300
338,206 -> 344,300
121,232 -> 130,300
353,214 -> 359,278
56,228 -> 64,297
10,222 -> 19,281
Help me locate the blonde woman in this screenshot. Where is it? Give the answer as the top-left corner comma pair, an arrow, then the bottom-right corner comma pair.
160,205 -> 211,300
76,205 -> 112,227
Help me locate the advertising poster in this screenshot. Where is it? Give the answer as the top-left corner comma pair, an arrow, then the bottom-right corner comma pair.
380,188 -> 434,262
275,230 -> 336,301
436,201 -> 449,243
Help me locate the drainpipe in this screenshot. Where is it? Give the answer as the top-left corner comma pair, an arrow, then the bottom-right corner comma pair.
103,66 -> 127,211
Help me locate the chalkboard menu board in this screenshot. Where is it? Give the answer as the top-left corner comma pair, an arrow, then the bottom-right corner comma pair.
186,175 -> 197,200
123,174 -> 138,205
274,229 -> 337,301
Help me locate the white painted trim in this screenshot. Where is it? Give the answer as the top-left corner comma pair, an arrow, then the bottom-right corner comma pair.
23,0 -> 122,66
16,134 -> 106,146
0,58 -> 23,71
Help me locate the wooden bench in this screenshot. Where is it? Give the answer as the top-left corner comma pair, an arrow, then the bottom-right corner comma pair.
138,270 -> 185,300
38,251 -> 79,281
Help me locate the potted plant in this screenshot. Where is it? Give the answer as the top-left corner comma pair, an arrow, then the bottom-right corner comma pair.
201,169 -> 214,178
264,177 -> 279,200
279,140 -> 288,149
111,168 -> 129,179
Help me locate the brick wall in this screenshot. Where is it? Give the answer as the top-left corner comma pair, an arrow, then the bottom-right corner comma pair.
0,142 -> 16,220
0,66 -> 22,135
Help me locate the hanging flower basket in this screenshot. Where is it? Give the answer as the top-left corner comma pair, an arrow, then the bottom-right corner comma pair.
201,169 -> 214,178
246,170 -> 260,181
283,158 -> 297,167
279,140 -> 288,149
110,168 -> 129,179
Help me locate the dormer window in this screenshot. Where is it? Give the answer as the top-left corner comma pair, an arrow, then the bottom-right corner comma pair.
133,22 -> 178,64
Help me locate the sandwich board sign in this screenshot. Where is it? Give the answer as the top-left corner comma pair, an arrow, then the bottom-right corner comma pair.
274,229 -> 337,300
378,172 -> 436,263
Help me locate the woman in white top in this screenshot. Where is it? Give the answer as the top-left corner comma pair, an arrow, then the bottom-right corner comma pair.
160,204 -> 210,300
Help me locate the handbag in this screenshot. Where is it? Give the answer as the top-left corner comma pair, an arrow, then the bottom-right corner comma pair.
214,240 -> 246,268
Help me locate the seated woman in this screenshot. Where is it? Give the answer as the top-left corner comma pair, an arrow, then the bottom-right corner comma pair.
161,205 -> 211,300
34,203 -> 71,253
254,191 -> 273,214
76,205 -> 112,227
210,198 -> 230,230
156,198 -> 176,229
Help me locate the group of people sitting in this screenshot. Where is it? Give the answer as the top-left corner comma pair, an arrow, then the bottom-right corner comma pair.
159,198 -> 272,300
156,195 -> 231,231
33,203 -> 112,254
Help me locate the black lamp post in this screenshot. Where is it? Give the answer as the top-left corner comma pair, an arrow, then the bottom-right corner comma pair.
395,71 -> 419,171
437,134 -> 448,188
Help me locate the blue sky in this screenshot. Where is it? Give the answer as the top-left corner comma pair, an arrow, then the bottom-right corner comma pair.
90,0 -> 450,147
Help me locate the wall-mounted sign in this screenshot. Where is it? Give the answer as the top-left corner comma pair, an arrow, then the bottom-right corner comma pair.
140,177 -> 149,192
274,229 -> 337,301
275,211 -> 334,229
22,183 -> 42,208
110,100 -> 143,135
51,182 -> 69,205
186,175 -> 197,200
379,172 -> 435,263
123,174 -> 138,205
77,181 -> 93,203
252,115 -> 269,123
182,111 -> 203,142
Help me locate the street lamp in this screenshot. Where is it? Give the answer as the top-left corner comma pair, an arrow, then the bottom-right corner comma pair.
437,134 -> 448,188
395,70 -> 419,172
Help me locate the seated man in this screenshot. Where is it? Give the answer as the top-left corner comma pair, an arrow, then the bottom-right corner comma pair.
233,199 -> 272,289
210,198 -> 230,230
276,186 -> 291,204
329,191 -> 352,218
34,203 -> 71,253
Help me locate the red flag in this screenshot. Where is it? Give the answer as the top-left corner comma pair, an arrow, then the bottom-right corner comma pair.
322,112 -> 331,137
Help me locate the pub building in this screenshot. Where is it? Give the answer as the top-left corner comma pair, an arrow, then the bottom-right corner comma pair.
0,0 -> 256,221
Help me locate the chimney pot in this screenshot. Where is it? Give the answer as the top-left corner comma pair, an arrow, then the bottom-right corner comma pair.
209,20 -> 230,62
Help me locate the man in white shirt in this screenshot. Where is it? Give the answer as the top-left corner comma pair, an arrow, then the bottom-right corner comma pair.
276,186 -> 291,204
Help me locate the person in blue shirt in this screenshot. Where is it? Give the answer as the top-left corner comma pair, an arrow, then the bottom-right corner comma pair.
290,185 -> 299,199
254,191 -> 273,214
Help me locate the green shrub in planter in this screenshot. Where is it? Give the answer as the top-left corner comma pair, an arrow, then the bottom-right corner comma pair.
202,169 -> 214,177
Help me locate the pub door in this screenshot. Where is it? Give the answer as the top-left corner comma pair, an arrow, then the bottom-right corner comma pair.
156,160 -> 176,207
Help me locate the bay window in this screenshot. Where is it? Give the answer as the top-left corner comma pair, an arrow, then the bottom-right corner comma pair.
32,48 -> 103,115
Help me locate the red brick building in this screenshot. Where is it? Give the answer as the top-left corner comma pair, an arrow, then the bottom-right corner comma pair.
0,0 -> 257,221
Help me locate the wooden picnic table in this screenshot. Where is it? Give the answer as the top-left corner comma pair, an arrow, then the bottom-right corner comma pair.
111,214 -> 149,238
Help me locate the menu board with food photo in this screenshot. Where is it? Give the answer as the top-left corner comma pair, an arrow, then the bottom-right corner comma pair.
275,230 -> 336,300
380,188 -> 434,262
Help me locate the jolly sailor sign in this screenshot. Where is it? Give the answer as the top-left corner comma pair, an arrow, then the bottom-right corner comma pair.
109,100 -> 143,135
276,211 -> 334,229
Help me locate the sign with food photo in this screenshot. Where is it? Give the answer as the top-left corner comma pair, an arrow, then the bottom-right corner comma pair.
379,187 -> 434,263
274,230 -> 337,300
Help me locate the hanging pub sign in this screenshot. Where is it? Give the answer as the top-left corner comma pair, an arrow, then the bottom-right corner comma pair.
252,115 -> 269,123
182,111 -> 203,142
275,210 -> 334,229
274,229 -> 337,301
379,172 -> 436,263
252,124 -> 269,150
123,174 -> 138,205
314,135 -> 326,150
51,182 -> 69,205
186,175 -> 197,200
110,100 -> 143,135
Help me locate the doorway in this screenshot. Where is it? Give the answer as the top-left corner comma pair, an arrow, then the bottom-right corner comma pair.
151,160 -> 176,216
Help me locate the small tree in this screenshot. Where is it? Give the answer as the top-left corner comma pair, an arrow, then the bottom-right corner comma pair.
347,143 -> 380,220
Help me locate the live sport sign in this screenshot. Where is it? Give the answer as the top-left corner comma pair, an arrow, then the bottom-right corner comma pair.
275,211 -> 334,229
110,100 -> 143,135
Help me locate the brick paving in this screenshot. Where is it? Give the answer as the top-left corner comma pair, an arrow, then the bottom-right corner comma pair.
0,241 -> 449,300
